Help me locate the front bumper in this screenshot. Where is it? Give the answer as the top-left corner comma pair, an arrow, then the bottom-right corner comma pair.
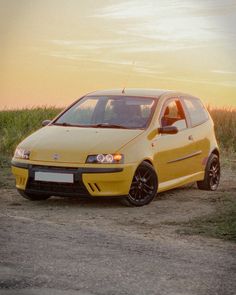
11,160 -> 135,197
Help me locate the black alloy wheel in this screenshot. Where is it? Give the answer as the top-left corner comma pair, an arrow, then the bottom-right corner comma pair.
197,153 -> 220,191
124,162 -> 158,206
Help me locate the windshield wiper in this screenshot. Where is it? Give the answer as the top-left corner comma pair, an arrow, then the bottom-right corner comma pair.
91,123 -> 128,129
53,122 -> 75,126
53,122 -> 128,129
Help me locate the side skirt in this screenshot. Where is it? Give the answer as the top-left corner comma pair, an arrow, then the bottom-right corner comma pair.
158,171 -> 205,193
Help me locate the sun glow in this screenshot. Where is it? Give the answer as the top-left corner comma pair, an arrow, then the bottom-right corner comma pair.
1,0 -> 236,109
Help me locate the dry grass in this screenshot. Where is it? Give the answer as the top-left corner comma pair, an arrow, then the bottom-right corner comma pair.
176,193 -> 236,242
209,107 -> 236,154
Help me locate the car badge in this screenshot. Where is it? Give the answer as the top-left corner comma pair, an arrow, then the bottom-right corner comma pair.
53,153 -> 59,160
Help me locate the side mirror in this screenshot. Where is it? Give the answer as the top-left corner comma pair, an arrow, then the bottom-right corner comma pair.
42,120 -> 51,127
158,126 -> 178,135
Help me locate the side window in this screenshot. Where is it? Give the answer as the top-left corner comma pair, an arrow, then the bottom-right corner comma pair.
183,97 -> 209,127
160,99 -> 187,130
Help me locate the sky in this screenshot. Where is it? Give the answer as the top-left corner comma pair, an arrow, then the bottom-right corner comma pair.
1,0 -> 236,109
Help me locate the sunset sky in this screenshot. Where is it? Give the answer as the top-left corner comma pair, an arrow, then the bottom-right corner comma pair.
1,0 -> 236,109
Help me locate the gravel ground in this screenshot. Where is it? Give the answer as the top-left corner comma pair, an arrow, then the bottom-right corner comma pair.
0,167 -> 235,295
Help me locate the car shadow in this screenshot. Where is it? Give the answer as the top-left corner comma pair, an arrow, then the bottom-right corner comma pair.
36,195 -> 126,209
154,183 -> 197,201
13,183 -> 200,209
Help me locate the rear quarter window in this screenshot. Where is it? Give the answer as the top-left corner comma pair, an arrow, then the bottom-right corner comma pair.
183,97 -> 209,127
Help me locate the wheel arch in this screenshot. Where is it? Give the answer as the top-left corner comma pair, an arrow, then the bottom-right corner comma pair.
210,148 -> 220,159
125,158 -> 158,206
140,159 -> 159,188
142,159 -> 154,166
135,158 -> 158,183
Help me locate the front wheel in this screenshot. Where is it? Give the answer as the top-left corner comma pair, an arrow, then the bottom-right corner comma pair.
197,153 -> 220,191
17,189 -> 51,201
123,162 -> 158,206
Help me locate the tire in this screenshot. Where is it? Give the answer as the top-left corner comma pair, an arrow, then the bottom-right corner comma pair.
17,189 -> 51,201
197,153 -> 220,191
123,162 -> 158,206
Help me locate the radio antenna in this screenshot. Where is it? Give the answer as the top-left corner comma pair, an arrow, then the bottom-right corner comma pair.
122,61 -> 136,94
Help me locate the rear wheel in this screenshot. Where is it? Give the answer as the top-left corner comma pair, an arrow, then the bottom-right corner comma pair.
197,153 -> 220,191
123,162 -> 158,206
17,189 -> 51,201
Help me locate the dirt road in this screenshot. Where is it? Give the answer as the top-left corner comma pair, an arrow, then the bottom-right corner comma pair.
0,166 -> 235,295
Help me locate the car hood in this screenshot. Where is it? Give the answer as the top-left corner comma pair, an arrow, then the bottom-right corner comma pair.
18,125 -> 143,163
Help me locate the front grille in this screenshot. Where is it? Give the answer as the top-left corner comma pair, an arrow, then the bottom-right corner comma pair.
26,179 -> 88,196
26,165 -> 89,197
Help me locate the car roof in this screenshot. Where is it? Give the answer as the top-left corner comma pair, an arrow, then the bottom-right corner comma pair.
86,88 -> 176,98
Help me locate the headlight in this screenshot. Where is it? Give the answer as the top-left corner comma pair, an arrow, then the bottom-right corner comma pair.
86,154 -> 124,164
14,148 -> 30,160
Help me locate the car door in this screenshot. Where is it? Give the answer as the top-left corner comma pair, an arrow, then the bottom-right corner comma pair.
152,97 -> 200,187
181,96 -> 211,173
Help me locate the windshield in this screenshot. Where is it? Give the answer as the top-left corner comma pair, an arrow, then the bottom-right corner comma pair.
54,96 -> 157,129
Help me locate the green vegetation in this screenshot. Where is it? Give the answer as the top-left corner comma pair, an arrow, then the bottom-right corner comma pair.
209,107 -> 236,153
176,193 -> 236,242
0,106 -> 235,166
0,166 -> 13,188
0,107 -> 61,166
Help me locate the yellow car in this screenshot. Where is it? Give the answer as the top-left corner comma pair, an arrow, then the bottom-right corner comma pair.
12,89 -> 220,206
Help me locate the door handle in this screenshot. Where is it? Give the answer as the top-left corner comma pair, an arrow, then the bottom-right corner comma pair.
188,135 -> 194,141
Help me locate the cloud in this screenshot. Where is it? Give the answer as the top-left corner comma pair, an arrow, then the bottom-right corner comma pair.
50,38 -> 204,55
45,48 -> 135,67
154,76 -> 236,88
92,2 -> 152,19
93,0 -> 236,20
51,39 -> 129,50
212,70 -> 236,75
91,0 -> 236,47
41,0 -> 236,81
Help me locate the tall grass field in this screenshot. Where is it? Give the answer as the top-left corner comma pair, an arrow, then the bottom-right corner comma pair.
0,107 -> 61,165
0,106 -> 235,166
